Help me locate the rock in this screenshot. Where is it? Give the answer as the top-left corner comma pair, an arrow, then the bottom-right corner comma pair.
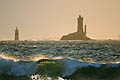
61,32 -> 91,40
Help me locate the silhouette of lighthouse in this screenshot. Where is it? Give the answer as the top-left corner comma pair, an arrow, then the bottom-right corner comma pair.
14,27 -> 19,40
77,15 -> 83,33
77,15 -> 87,40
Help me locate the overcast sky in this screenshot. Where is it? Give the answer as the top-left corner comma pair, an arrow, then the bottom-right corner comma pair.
0,0 -> 120,40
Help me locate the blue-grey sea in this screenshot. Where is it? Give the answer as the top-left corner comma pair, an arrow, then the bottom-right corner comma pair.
0,40 -> 120,80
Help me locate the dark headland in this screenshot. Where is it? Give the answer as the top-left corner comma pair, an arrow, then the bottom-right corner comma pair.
61,15 -> 91,40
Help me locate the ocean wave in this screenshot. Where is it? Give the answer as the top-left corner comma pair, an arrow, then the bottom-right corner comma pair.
0,56 -> 120,75
0,56 -> 37,76
58,58 -> 120,77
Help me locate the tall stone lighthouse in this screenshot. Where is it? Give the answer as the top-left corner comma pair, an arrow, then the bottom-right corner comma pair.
77,15 -> 83,33
14,27 -> 19,40
77,15 -> 87,39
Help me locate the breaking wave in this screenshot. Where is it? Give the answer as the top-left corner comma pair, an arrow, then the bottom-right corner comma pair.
0,56 -> 37,76
0,55 -> 120,78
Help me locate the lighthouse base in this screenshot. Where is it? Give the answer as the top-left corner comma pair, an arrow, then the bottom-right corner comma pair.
61,32 -> 91,40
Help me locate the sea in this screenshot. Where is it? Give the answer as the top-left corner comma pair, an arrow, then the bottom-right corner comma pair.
0,40 -> 120,80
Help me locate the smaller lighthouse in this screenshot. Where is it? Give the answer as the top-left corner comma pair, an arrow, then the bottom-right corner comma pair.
84,25 -> 87,39
14,27 -> 19,40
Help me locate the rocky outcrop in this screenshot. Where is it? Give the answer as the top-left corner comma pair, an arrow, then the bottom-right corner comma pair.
61,32 -> 91,40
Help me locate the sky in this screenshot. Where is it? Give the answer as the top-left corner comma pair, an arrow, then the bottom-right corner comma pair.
0,0 -> 120,40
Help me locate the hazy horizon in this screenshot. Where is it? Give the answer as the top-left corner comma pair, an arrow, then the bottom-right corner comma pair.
0,0 -> 120,40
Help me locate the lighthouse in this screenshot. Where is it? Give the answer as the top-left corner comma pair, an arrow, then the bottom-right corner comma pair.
61,15 -> 91,40
14,27 -> 19,40
77,15 -> 84,33
84,25 -> 87,39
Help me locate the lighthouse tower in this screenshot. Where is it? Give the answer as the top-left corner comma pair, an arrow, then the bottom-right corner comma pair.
77,15 -> 83,33
84,25 -> 87,39
14,27 -> 19,40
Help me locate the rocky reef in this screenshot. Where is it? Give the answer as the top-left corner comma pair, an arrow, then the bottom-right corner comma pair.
61,32 -> 91,40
